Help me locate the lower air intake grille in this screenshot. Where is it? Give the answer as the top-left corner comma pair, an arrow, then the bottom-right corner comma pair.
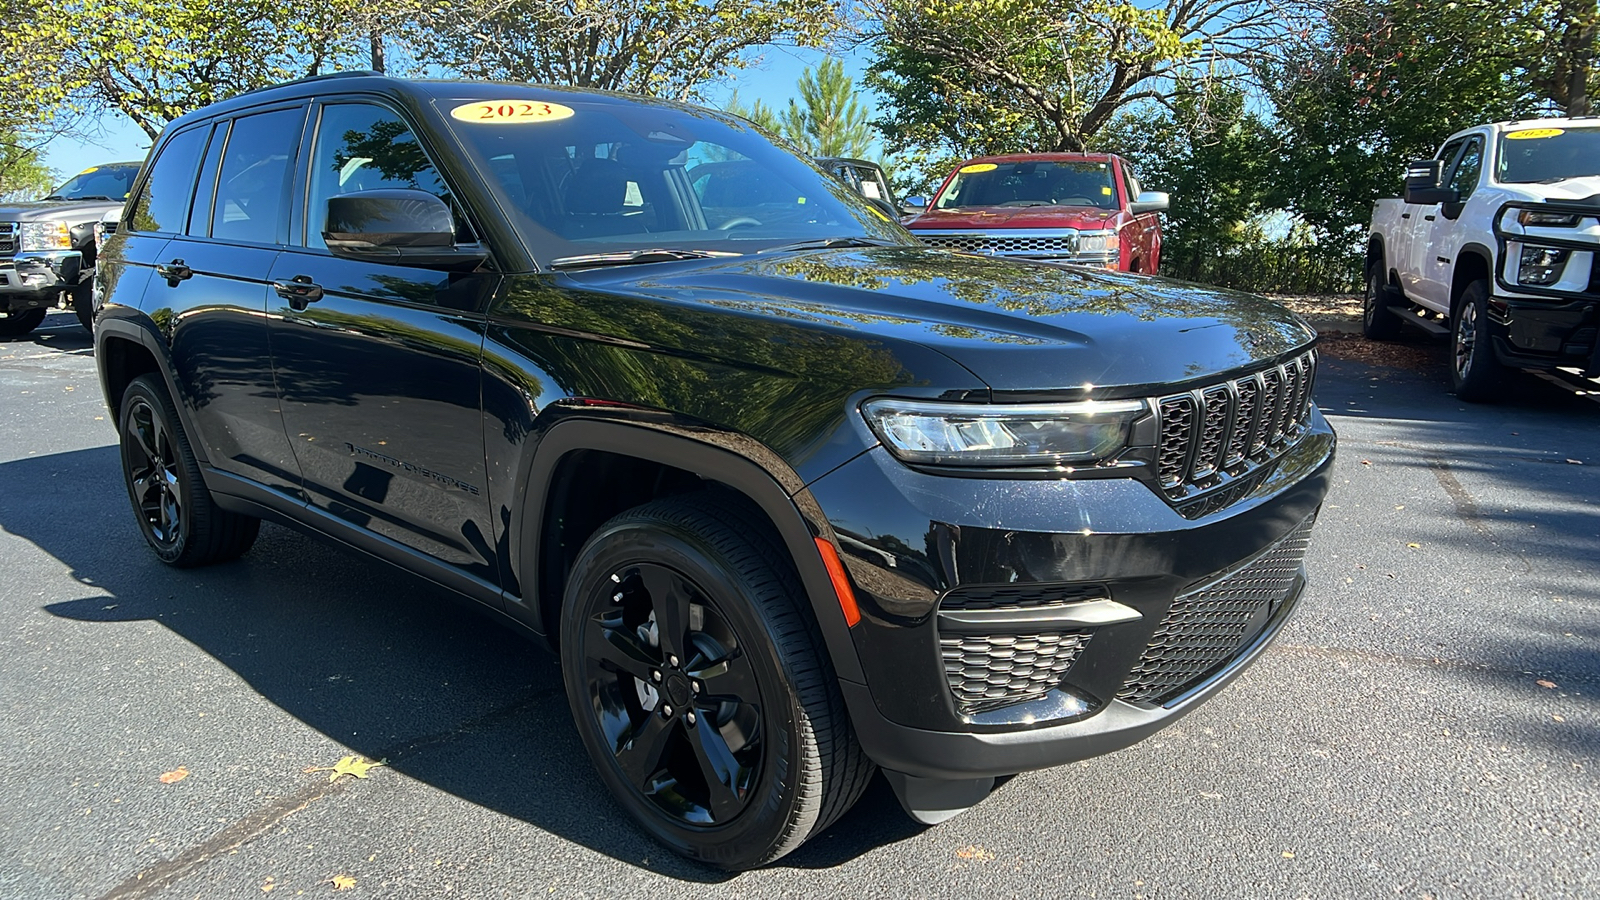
941,631 -> 1091,713
1117,516 -> 1315,706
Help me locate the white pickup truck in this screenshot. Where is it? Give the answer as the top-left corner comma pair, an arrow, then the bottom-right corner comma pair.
1365,118 -> 1599,401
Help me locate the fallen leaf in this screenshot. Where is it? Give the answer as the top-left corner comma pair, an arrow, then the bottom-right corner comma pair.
956,845 -> 996,862
1407,542 -> 1420,548
1537,680 -> 1557,689
328,874 -> 356,891
1553,715 -> 1566,722
1282,851 -> 1296,859
261,876 -> 276,893
158,767 -> 189,784
328,756 -> 385,782
1360,459 -> 1372,466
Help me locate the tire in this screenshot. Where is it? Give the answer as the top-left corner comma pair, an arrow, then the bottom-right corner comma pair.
1450,279 -> 1504,403
70,281 -> 94,332
1362,261 -> 1401,340
119,374 -> 260,566
559,493 -> 873,870
0,307 -> 46,337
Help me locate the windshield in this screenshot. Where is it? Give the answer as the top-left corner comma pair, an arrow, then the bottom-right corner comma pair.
437,96 -> 910,265
1497,126 -> 1600,184
48,164 -> 140,201
933,160 -> 1118,210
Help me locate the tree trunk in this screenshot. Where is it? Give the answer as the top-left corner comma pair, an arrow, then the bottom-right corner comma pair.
371,33 -> 386,74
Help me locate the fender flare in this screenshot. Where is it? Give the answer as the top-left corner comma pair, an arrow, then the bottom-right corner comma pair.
510,415 -> 867,683
93,310 -> 214,467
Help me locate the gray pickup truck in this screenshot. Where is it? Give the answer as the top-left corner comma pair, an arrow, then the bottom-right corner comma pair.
0,162 -> 140,336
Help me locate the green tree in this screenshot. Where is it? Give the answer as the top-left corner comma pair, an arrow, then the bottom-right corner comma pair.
412,0 -> 842,103
776,57 -> 877,159
0,127 -> 55,200
864,0 -> 1296,158
0,0 -> 398,140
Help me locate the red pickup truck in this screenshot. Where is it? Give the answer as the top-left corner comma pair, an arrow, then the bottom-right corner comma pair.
902,153 -> 1168,274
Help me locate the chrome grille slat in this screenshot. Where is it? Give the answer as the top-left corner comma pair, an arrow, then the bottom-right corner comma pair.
1117,515 -> 1315,705
0,222 -> 16,258
940,630 -> 1092,713
1154,350 -> 1319,509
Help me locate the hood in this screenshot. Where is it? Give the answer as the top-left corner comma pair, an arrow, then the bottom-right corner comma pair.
904,205 -> 1122,231
1518,176 -> 1600,203
0,198 -> 125,222
579,247 -> 1316,395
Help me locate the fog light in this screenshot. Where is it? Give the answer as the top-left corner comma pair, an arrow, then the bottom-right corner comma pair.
1518,246 -> 1570,286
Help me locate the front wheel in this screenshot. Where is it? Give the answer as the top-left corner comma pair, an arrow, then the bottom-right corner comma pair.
0,307 -> 46,337
559,494 -> 872,869
119,374 -> 260,566
1450,280 -> 1504,403
70,282 -> 94,332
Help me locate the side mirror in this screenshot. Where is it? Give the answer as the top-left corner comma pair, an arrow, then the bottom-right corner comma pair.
1402,159 -> 1458,206
324,189 -> 487,268
1129,191 -> 1169,214
899,196 -> 927,215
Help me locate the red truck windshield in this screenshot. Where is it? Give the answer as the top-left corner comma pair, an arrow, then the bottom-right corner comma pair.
934,160 -> 1118,211
1497,126 -> 1600,184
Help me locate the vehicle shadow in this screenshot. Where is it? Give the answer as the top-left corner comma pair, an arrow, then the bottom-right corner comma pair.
0,310 -> 93,351
6,445 -> 922,880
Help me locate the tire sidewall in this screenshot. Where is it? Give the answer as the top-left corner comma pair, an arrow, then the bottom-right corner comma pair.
559,517 -> 812,869
119,376 -> 198,564
1450,280 -> 1500,400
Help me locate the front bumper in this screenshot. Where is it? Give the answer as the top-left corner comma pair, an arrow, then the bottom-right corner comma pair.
1491,199 -> 1598,373
910,227 -> 1120,269
808,409 -> 1335,780
0,250 -> 83,305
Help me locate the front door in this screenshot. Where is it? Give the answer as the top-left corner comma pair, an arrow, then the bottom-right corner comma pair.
268,99 -> 501,588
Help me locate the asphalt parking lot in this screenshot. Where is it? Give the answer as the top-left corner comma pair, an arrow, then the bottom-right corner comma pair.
3,308 -> 1596,899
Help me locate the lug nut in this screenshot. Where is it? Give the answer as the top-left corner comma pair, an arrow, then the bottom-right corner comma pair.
691,681 -> 700,694
668,654 -> 678,667
661,705 -> 673,717
651,669 -> 662,682
612,592 -> 624,603
610,573 -> 621,583
686,711 -> 696,725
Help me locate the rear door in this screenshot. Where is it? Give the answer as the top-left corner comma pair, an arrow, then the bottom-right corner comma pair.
268,98 -> 502,589
1418,134 -> 1484,307
1400,137 -> 1466,304
134,107 -> 308,499
1119,160 -> 1160,274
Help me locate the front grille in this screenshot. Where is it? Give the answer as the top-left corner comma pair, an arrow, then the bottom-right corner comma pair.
917,232 -> 1080,256
0,222 -> 15,258
1154,349 -> 1319,500
1117,516 -> 1316,706
940,583 -> 1107,612
941,631 -> 1092,713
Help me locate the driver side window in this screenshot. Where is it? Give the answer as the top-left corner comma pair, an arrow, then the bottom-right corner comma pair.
1448,138 -> 1484,199
304,103 -> 467,249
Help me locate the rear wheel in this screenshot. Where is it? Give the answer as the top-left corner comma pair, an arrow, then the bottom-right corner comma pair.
0,307 -> 46,337
1362,261 -> 1401,340
1450,279 -> 1504,403
119,374 -> 260,566
559,493 -> 872,869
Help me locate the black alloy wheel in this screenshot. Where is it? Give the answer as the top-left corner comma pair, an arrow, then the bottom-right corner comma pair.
0,307 -> 46,337
1450,279 -> 1503,403
118,374 -> 260,566
560,494 -> 873,869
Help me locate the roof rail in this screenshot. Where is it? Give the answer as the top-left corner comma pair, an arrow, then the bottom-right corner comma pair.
231,70 -> 384,100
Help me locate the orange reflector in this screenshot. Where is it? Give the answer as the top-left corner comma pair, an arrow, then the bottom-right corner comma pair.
814,537 -> 861,627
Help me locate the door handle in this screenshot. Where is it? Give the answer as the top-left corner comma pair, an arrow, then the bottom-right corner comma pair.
1424,214 -> 1436,221
273,275 -> 324,311
155,260 -> 192,285
1400,213 -> 1411,220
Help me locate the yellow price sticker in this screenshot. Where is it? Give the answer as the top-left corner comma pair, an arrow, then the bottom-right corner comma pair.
450,100 -> 574,124
959,163 -> 998,174
1101,186 -> 1113,195
79,166 -> 99,174
1506,128 -> 1563,140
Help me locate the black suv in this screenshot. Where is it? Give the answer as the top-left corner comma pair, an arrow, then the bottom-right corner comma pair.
95,74 -> 1334,869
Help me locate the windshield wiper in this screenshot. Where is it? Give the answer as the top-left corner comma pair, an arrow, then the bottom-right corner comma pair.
548,248 -> 733,271
758,237 -> 903,254
42,194 -> 116,201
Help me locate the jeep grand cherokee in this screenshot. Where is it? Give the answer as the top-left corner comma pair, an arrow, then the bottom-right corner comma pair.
95,73 -> 1334,869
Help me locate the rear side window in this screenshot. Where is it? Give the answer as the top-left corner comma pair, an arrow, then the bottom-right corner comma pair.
211,108 -> 305,245
128,128 -> 208,235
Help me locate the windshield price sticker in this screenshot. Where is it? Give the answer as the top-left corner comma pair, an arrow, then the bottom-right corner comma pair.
959,163 -> 998,174
450,100 -> 575,124
1506,128 -> 1564,140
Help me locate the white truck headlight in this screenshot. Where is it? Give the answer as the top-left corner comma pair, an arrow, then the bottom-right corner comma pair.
19,222 -> 71,251
1519,246 -> 1570,286
1517,210 -> 1582,227
861,397 -> 1148,466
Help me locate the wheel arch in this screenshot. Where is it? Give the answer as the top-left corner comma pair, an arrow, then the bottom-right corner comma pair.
1451,244 -> 1495,310
94,315 -> 212,466
513,416 -> 866,684
1365,234 -> 1391,282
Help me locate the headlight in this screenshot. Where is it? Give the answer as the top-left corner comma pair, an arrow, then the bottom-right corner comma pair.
1518,210 -> 1582,227
1078,231 -> 1120,255
861,397 -> 1148,466
1518,245 -> 1570,286
19,221 -> 71,251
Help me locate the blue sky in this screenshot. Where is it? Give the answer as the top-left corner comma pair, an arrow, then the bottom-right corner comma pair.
42,45 -> 876,182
